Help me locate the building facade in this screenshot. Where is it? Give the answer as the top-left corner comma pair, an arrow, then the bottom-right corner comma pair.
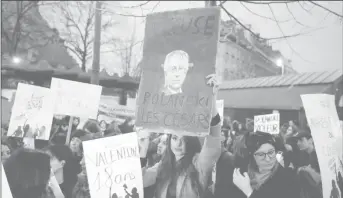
216,20 -> 296,82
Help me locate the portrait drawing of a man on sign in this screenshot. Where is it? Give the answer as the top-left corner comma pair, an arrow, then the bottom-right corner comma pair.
161,50 -> 194,96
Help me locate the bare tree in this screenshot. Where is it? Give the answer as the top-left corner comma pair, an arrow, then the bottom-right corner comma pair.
1,1 -> 56,57
101,1 -> 160,78
49,1 -> 118,71
115,18 -> 142,78
219,1 -> 343,62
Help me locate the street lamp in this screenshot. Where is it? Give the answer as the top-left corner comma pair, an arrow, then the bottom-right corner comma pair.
276,58 -> 283,67
12,56 -> 21,64
276,58 -> 284,75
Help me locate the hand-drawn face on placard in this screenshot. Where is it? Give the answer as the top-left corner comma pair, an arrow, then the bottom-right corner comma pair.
162,50 -> 194,96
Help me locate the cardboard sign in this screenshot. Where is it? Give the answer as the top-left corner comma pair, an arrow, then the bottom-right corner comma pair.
2,165 -> 14,198
136,7 -> 221,137
98,103 -> 135,123
49,172 -> 65,198
7,83 -> 54,140
50,78 -> 102,119
301,94 -> 342,198
253,113 -> 280,134
216,100 -> 224,125
82,132 -> 143,198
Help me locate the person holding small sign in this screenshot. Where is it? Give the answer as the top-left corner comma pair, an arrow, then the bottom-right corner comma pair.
141,74 -> 222,198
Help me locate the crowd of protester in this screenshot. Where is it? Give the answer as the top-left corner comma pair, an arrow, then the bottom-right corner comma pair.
1,101 -> 343,198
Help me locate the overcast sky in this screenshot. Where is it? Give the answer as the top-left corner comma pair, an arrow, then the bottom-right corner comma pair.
41,1 -> 343,74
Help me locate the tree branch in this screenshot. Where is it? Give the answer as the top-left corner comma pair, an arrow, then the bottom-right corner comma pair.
267,5 -> 314,64
297,1 -> 313,15
220,4 -> 311,41
240,2 -> 292,23
65,45 -> 83,61
104,1 -> 152,9
308,1 -> 343,18
100,10 -> 147,18
285,3 -> 311,28
219,1 -> 228,6
112,40 -> 143,52
243,1 -> 295,5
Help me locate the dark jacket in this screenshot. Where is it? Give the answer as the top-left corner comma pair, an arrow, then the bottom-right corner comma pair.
249,165 -> 301,198
214,151 -> 301,198
214,151 -> 245,198
72,173 -> 90,198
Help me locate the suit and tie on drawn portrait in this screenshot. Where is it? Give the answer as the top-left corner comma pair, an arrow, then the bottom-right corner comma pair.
161,50 -> 194,96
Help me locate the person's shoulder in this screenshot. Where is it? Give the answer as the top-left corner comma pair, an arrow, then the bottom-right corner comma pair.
218,150 -> 235,165
221,150 -> 234,160
275,165 -> 297,180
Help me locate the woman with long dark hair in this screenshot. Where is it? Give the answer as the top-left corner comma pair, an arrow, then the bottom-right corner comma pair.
142,74 -> 222,198
46,144 -> 79,198
72,133 -> 103,198
3,148 -> 52,198
143,133 -> 170,198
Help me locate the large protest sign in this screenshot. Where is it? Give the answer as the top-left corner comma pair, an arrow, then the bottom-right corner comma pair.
50,78 -> 102,119
82,132 -> 143,198
2,165 -> 14,198
136,7 -> 221,136
301,94 -> 342,198
7,83 -> 54,140
253,113 -> 280,134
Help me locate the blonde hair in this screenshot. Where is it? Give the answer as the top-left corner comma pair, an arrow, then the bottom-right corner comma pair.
162,50 -> 193,70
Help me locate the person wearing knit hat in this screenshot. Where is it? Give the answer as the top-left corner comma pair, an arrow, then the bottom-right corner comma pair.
231,131 -> 301,198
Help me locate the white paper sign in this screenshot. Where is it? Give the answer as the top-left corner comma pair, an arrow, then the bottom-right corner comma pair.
82,132 -> 143,198
137,129 -> 150,158
216,100 -> 224,125
49,172 -> 65,198
211,163 -> 217,193
2,165 -> 14,198
254,113 -> 280,134
98,102 -> 135,123
50,78 -> 102,119
301,94 -> 342,198
7,83 -> 54,140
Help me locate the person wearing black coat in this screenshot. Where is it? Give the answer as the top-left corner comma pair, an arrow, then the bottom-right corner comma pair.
214,149 -> 246,198
214,131 -> 250,198
231,131 -> 301,198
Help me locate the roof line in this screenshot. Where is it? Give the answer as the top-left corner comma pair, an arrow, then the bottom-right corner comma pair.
220,69 -> 342,90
